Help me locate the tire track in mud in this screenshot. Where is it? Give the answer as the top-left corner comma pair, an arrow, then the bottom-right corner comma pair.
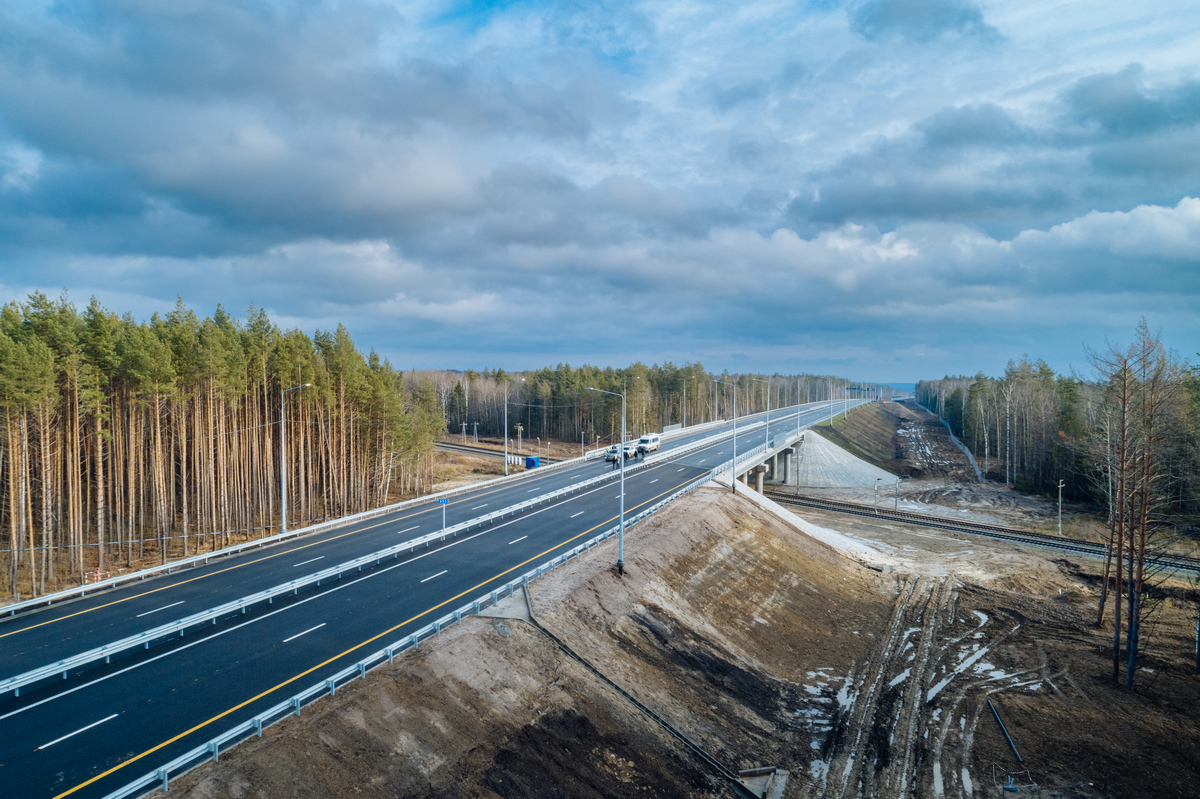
816,577 -> 962,799
884,577 -> 952,798
826,575 -> 927,799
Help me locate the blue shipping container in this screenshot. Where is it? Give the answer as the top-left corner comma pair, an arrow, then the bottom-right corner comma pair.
525,456 -> 541,469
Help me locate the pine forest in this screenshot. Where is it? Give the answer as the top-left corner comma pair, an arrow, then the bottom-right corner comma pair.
0,293 -> 443,600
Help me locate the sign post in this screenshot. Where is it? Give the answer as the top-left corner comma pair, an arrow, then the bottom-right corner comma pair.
438,497 -> 449,532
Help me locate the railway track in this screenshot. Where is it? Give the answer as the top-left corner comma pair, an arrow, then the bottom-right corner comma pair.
435,441 -> 561,463
763,490 -> 1200,575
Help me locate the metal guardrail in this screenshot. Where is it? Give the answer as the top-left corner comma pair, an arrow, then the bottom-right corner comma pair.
2,444 -> 609,619
4,414 -> 777,618
2,422 -> 762,696
100,424 -> 811,798
101,467 -> 726,799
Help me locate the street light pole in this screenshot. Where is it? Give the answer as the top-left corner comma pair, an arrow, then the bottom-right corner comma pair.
586,385 -> 627,575
796,377 -> 802,437
502,378 -> 524,476
752,377 -> 770,445
1058,479 -> 1065,535
715,379 -> 737,494
280,383 -> 312,535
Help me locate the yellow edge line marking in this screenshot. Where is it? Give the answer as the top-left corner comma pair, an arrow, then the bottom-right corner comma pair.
3,469 -> 573,640
53,472 -> 701,798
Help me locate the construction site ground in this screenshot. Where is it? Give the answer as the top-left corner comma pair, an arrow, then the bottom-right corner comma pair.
169,408 -> 1200,799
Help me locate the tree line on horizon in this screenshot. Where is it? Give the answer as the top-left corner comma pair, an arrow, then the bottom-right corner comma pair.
0,293 -> 443,600
0,290 -> 897,601
915,320 -> 1199,690
419,365 -> 895,452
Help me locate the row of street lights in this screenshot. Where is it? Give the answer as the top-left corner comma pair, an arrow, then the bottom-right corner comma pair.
277,377 -> 824,579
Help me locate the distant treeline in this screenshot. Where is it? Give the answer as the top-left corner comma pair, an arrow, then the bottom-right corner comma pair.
0,293 -> 442,598
916,321 -> 1199,690
915,327 -> 1199,516
418,365 -> 896,450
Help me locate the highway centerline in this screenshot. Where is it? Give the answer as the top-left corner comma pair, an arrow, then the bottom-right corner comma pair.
508,536 -> 527,545
0,462 -> 591,641
282,624 -> 326,643
15,474 -> 631,724
134,601 -> 184,619
291,556 -> 325,568
420,570 -> 448,583
49,467 -> 703,798
38,714 -> 119,750
46,467 -> 715,796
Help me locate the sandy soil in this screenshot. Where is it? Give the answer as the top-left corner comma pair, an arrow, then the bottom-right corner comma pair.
168,478 -> 1200,799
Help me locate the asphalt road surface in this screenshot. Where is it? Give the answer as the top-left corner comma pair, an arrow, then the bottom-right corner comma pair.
0,401 -> 855,799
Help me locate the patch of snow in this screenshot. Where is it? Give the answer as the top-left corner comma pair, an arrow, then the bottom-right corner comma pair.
961,768 -> 973,795
888,668 -> 912,688
809,760 -> 830,781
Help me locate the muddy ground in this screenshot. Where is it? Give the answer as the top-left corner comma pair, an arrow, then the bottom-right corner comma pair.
169,404 -> 1200,799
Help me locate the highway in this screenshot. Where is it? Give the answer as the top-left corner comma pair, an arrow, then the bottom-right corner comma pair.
0,401 -> 855,799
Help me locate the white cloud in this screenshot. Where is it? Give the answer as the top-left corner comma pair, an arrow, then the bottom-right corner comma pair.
1,0 -> 1198,378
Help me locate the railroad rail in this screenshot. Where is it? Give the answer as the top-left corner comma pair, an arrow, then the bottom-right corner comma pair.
763,490 -> 1200,575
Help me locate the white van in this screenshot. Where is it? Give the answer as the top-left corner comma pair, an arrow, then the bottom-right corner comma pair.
637,433 -> 661,454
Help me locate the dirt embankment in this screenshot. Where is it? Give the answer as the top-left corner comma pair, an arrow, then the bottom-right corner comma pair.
168,473 -> 1200,799
171,487 -> 895,799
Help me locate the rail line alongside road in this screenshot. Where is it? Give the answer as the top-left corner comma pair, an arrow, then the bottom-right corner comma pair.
763,490 -> 1200,575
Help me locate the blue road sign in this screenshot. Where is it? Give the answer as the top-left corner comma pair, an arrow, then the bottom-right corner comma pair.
438,498 -> 449,505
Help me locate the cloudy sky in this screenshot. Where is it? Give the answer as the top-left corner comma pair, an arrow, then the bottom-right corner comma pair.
1,0 -> 1198,381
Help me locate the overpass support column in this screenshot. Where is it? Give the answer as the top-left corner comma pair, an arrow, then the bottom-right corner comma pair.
755,466 -> 765,494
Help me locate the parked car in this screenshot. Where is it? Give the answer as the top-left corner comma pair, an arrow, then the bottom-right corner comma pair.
605,445 -> 621,462
637,433 -> 661,454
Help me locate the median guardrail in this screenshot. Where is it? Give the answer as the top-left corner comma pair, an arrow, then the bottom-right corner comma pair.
3,413 -> 780,619
98,422 -> 814,799
2,420 -> 766,695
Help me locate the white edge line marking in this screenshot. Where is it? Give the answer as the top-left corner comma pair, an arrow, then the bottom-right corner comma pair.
421,570 -> 448,583
397,525 -> 420,534
291,556 -> 325,568
508,536 -> 528,545
38,713 -> 119,750
283,623 -> 327,643
570,511 -> 584,518
135,600 -> 184,618
0,477 -> 624,724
